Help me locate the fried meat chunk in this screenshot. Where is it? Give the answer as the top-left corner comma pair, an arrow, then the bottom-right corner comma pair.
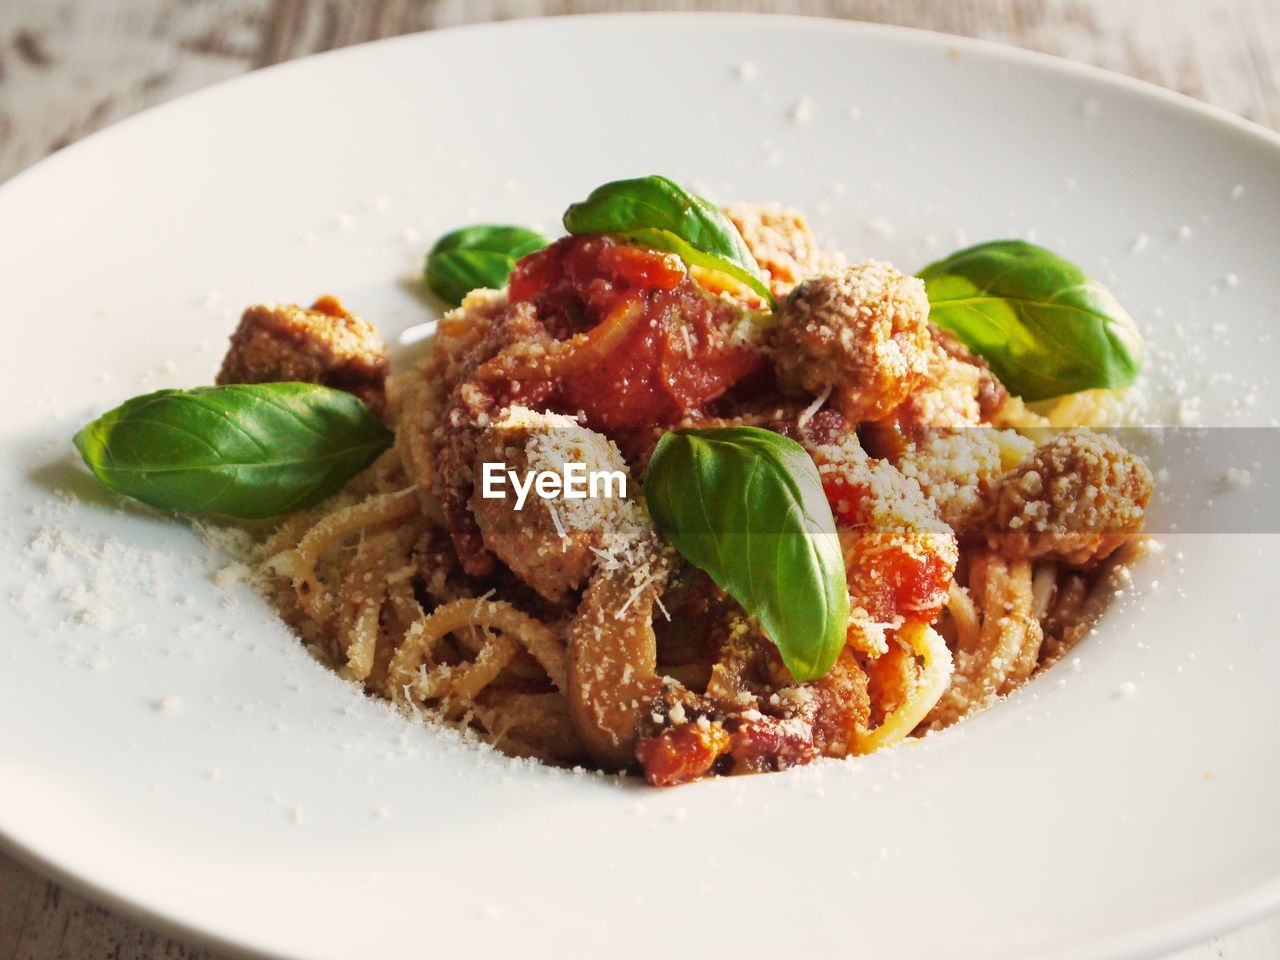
470,406 -> 631,604
772,263 -> 931,423
723,202 -> 843,298
982,429 -> 1153,566
216,295 -> 389,415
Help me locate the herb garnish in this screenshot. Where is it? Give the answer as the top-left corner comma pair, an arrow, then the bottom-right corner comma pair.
74,383 -> 392,519
644,426 -> 848,682
563,175 -> 775,306
425,224 -> 548,307
919,239 -> 1143,401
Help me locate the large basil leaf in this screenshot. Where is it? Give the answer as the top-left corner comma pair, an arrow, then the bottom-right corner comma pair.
919,239 -> 1143,401
644,426 -> 848,682
563,175 -> 776,307
425,224 -> 548,306
73,383 -> 393,519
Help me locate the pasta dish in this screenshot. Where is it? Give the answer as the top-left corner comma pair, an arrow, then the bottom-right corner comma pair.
75,177 -> 1152,786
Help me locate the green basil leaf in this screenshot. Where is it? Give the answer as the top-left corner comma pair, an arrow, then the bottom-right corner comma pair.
425,224 -> 549,306
644,426 -> 848,682
73,383 -> 393,519
563,175 -> 776,307
918,239 -> 1143,402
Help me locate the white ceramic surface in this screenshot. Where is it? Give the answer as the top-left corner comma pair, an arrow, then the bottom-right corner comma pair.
1,14 -> 1278,960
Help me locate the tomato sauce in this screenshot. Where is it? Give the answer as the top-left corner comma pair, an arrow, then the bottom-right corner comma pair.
636,721 -> 731,787
822,473 -> 954,622
509,236 -> 766,431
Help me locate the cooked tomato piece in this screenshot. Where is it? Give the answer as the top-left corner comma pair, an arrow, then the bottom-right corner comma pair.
637,721 -> 731,786
509,236 -> 767,431
598,244 -> 686,290
822,474 -> 866,528
822,474 -> 954,622
510,235 -> 679,336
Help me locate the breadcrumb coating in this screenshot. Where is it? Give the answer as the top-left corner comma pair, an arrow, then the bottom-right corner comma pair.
888,338 -> 983,429
470,406 -> 630,604
723,202 -> 844,297
982,429 -> 1153,566
895,429 -> 1008,534
772,263 -> 932,423
217,295 -> 389,416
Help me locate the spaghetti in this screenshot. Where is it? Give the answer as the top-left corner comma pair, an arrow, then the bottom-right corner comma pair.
251,204 -> 1153,786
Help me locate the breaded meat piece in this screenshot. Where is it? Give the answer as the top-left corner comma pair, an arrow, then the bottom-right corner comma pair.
217,294 -> 389,415
772,263 -> 932,423
982,429 -> 1153,566
470,405 -> 632,604
723,202 -> 844,298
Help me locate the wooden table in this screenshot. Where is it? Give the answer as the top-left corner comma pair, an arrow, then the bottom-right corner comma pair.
1,2 -> 1277,957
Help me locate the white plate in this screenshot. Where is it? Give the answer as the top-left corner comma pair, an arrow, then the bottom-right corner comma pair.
2,14 -> 1278,960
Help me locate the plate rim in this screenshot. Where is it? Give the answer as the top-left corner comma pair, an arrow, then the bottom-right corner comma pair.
2,13 -> 1278,960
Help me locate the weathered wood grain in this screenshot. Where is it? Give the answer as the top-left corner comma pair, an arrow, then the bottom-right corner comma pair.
1,0 -> 1277,184
0,2 -> 1277,958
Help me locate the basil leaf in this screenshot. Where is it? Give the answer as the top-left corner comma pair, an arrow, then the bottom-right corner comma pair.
425,224 -> 548,306
919,239 -> 1143,402
644,426 -> 848,682
563,175 -> 776,307
73,383 -> 393,519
